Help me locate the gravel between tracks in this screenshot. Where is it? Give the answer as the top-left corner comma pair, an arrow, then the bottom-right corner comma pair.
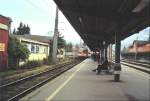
0,60 -> 82,101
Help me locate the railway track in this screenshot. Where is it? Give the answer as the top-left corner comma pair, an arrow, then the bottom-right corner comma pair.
111,59 -> 150,73
0,60 -> 82,101
122,59 -> 150,65
122,59 -> 150,68
121,60 -> 150,74
0,61 -> 71,86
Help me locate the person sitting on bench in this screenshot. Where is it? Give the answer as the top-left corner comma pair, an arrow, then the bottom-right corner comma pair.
92,59 -> 109,74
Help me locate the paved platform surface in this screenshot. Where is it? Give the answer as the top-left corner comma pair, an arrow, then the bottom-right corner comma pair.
20,59 -> 150,101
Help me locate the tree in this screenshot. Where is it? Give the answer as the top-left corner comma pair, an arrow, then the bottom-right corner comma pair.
75,44 -> 79,51
65,43 -> 73,52
25,25 -> 30,34
23,24 -> 30,34
13,22 -> 30,35
17,22 -> 24,35
8,37 -> 30,68
12,28 -> 16,34
23,24 -> 26,34
57,33 -> 66,49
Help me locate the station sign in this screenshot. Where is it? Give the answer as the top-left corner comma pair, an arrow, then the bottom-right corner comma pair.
0,43 -> 5,51
0,23 -> 8,30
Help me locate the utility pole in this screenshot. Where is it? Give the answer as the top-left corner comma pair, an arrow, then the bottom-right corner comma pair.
52,7 -> 59,63
135,32 -> 139,60
148,31 -> 150,60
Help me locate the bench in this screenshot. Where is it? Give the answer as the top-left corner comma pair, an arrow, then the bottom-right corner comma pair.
96,61 -> 114,74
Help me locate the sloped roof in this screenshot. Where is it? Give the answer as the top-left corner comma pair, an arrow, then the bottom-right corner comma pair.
11,34 -> 52,43
133,40 -> 150,45
0,14 -> 12,21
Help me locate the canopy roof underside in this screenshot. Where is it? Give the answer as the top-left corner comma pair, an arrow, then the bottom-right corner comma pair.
54,0 -> 150,50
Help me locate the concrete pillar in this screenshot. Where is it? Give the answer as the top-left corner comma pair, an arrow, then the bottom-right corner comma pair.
109,44 -> 111,62
108,44 -> 111,61
99,49 -> 101,64
92,51 -> 96,61
104,46 -> 107,60
108,44 -> 112,62
110,44 -> 112,62
114,32 -> 121,82
100,48 -> 104,63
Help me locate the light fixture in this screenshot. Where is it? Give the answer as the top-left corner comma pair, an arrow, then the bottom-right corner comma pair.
132,0 -> 150,13
79,17 -> 82,23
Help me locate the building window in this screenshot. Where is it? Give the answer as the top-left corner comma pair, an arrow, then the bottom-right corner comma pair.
31,44 -> 35,53
36,45 -> 39,53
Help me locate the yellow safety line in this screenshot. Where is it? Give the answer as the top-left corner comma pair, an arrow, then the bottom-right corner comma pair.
46,64 -> 83,101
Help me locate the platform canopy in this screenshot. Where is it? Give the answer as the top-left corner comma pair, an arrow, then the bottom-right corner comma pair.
54,0 -> 150,51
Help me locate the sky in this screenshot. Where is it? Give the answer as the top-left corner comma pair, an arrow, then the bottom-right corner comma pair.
0,0 -> 81,44
121,27 -> 150,49
0,0 -> 149,47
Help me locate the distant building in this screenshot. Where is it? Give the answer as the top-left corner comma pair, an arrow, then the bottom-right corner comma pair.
122,40 -> 150,60
128,40 -> 150,53
10,34 -> 52,61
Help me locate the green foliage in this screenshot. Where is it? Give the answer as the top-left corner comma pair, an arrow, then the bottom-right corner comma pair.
58,33 -> 66,49
13,22 -> 30,35
21,60 -> 43,69
8,37 -> 30,68
43,58 -> 52,65
23,24 -> 30,34
12,28 -> 16,34
20,58 -> 54,69
65,43 -> 73,52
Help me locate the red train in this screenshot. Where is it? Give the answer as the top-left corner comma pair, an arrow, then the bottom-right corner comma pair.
77,49 -> 90,59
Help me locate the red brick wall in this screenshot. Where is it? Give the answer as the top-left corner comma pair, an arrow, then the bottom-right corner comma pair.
0,15 -> 10,70
137,43 -> 150,52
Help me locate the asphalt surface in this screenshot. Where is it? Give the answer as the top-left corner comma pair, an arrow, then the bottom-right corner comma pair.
20,58 -> 150,101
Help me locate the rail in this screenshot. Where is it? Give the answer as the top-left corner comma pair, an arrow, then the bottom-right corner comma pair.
0,60 -> 83,101
111,59 -> 150,74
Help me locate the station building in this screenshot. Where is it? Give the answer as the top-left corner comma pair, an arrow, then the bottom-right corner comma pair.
128,40 -> 150,53
0,14 -> 53,69
11,34 -> 52,61
122,40 -> 150,60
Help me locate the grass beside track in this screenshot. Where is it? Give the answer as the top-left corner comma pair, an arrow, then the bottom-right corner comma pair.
0,60 -> 73,82
0,59 -> 82,101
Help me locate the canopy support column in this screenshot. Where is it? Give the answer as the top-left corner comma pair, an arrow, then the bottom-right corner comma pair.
104,45 -> 108,61
100,48 -> 104,63
114,31 -> 121,82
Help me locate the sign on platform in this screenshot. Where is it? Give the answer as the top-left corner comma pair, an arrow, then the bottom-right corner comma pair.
0,43 -> 5,51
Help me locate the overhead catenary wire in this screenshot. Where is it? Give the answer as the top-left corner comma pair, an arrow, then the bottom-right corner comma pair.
24,0 -> 50,16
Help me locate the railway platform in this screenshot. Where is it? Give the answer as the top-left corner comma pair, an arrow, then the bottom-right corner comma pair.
20,58 -> 150,101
